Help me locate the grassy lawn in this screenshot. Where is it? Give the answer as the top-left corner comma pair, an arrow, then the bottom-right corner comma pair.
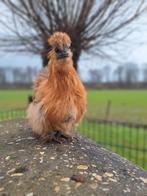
87,89 -> 147,124
0,89 -> 147,123
0,89 -> 32,110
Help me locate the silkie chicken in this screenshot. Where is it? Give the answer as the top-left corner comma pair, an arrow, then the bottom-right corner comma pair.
27,32 -> 87,143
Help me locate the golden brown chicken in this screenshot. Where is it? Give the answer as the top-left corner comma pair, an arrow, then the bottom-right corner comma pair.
27,32 -> 87,143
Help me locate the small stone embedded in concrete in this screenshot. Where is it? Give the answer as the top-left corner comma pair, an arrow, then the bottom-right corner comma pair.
123,188 -> 131,193
92,173 -> 102,181
50,157 -> 55,160
40,157 -> 43,163
40,151 -> 45,155
5,156 -> 10,160
39,177 -> 45,181
109,178 -> 117,182
19,149 -> 25,152
11,173 -> 24,177
60,177 -> 70,182
77,165 -> 88,170
102,188 -> 110,192
75,182 -> 82,189
7,168 -> 16,175
103,172 -> 114,178
0,176 -> 4,180
139,177 -> 147,184
0,187 -> 5,192
89,183 -> 98,189
54,186 -> 60,193
26,193 -> 34,196
71,174 -> 85,183
91,164 -> 96,168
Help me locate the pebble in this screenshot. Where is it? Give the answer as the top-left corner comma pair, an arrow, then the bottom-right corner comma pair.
124,188 -> 131,193
5,156 -> 10,160
7,168 -> 16,175
60,177 -> 70,182
40,157 -> 43,163
140,177 -> 147,184
50,157 -> 55,160
104,172 -> 114,178
75,182 -> 82,189
89,183 -> 98,189
71,174 -> 85,183
0,176 -> 4,180
19,149 -> 25,152
109,178 -> 117,182
8,142 -> 14,145
92,173 -> 102,181
54,186 -> 60,193
91,164 -> 97,168
0,187 -> 5,192
77,165 -> 88,170
102,188 -> 110,192
39,177 -> 45,181
27,137 -> 34,140
26,193 -> 34,196
11,173 -> 24,177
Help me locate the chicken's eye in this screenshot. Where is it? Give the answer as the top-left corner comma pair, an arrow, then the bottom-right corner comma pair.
47,45 -> 53,51
55,48 -> 62,54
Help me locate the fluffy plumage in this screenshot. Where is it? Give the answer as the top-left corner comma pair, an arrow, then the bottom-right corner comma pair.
27,32 -> 87,142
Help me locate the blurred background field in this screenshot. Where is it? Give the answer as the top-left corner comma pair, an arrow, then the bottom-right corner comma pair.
0,90 -> 31,109
1,89 -> 147,124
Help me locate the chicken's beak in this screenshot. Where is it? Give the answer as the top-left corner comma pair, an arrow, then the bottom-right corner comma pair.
57,49 -> 69,59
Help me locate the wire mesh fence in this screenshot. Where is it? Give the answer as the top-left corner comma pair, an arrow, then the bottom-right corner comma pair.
0,108 -> 146,170
0,108 -> 26,121
78,118 -> 147,170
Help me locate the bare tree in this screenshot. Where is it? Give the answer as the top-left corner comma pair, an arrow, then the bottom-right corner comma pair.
89,69 -> 103,83
0,0 -> 146,70
114,64 -> 124,84
0,67 -> 6,84
123,62 -> 139,85
142,64 -> 147,83
103,65 -> 111,82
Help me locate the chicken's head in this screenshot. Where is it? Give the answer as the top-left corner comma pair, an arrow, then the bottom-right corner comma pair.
47,32 -> 72,61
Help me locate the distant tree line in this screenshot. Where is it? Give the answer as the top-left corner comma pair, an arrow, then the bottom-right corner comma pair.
1,62 -> 147,89
89,62 -> 147,87
0,66 -> 38,87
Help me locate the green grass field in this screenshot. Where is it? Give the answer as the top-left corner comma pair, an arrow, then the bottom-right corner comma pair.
87,89 -> 147,124
0,89 -> 147,169
0,89 -> 32,110
1,89 -> 147,123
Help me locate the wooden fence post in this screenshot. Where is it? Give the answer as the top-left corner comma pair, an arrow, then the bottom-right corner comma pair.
105,100 -> 111,121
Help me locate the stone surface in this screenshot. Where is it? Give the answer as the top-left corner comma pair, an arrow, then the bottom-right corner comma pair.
0,119 -> 147,196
